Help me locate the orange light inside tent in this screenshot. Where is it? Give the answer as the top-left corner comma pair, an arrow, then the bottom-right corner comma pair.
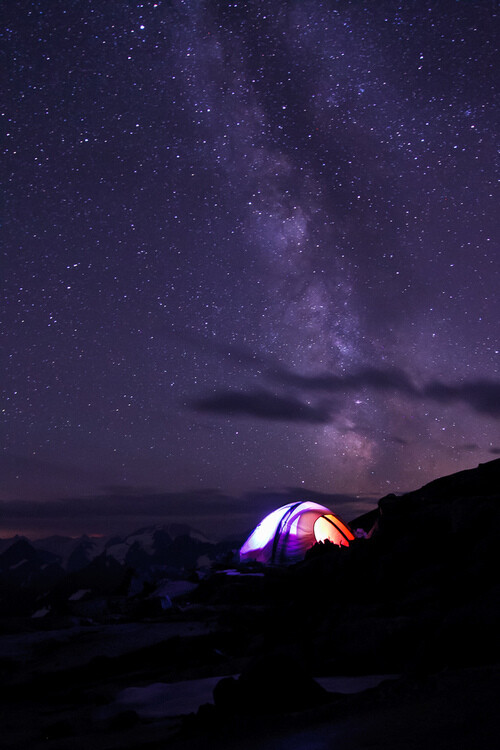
324,514 -> 355,541
314,515 -> 353,546
313,515 -> 355,546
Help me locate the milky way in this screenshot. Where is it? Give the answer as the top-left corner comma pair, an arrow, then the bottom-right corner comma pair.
2,1 -> 499,536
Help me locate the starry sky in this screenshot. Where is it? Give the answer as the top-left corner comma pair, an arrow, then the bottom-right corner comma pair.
2,0 -> 499,539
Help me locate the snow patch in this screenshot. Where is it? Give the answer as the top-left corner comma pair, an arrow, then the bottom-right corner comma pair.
151,580 -> 198,600
113,677 -> 222,718
68,589 -> 92,601
9,559 -> 28,570
110,674 -> 399,719
32,606 -> 51,619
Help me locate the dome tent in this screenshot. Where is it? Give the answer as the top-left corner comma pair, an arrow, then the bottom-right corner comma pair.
240,501 -> 355,564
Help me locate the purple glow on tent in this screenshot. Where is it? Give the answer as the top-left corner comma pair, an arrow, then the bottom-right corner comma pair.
240,501 -> 355,564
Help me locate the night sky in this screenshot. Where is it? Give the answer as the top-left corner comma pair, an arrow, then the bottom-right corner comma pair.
2,1 -> 499,539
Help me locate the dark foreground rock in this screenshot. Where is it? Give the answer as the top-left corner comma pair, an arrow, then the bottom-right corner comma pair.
212,652 -> 330,715
249,458 -> 500,676
178,665 -> 500,750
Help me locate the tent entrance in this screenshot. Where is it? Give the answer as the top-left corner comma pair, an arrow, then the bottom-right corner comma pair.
313,515 -> 353,546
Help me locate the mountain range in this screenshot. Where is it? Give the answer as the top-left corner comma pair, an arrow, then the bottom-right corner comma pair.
0,522 -> 236,619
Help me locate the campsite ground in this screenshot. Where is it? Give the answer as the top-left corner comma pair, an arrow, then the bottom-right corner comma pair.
0,597 -> 499,749
0,614 -> 222,749
1,613 -> 499,749
1,459 -> 499,748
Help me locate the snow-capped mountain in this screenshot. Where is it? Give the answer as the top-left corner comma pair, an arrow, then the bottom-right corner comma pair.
0,522 -> 239,617
31,534 -> 108,572
103,524 -> 217,570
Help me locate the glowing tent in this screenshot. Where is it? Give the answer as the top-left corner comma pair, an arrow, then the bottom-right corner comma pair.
240,501 -> 355,564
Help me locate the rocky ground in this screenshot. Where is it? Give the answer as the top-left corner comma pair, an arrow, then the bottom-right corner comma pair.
0,458 -> 499,748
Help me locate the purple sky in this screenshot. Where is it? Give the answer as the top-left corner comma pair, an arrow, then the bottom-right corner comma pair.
2,1 -> 499,538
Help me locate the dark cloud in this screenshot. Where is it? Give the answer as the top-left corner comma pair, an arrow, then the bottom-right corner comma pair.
0,489 -> 372,540
490,447 -> 500,456
273,366 -> 500,419
0,490 -> 234,519
101,485 -> 159,497
387,436 -> 409,446
192,390 -> 332,423
192,367 -> 500,424
423,380 -> 500,417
